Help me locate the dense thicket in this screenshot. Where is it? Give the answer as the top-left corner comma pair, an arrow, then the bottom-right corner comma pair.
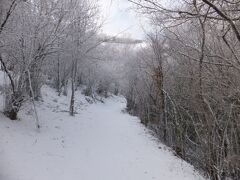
0,0 -> 119,121
125,0 -> 240,179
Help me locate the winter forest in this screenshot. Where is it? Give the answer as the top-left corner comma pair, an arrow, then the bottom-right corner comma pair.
0,0 -> 239,180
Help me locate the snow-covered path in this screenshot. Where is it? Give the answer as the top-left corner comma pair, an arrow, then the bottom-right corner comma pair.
0,89 -> 205,180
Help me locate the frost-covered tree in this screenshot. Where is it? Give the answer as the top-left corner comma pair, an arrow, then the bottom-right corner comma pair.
126,0 -> 240,179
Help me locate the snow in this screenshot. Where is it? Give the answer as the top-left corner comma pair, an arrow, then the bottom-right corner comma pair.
0,85 -> 206,180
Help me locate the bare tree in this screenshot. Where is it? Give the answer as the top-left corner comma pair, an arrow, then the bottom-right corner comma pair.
126,0 -> 240,179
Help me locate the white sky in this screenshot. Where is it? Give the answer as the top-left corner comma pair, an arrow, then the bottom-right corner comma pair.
99,0 -> 174,40
99,0 -> 146,40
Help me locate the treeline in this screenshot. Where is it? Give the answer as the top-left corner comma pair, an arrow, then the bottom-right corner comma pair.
0,0 -> 120,122
125,0 -> 240,179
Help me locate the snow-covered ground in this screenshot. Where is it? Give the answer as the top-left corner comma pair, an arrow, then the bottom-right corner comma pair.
0,85 -> 206,180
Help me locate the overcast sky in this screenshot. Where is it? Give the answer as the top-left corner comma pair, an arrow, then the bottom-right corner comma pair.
99,0 -> 145,40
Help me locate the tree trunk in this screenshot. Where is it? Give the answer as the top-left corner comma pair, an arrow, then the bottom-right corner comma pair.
69,77 -> 75,116
4,93 -> 23,120
69,59 -> 77,116
57,54 -> 61,96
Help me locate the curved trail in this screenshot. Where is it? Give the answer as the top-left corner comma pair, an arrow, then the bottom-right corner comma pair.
0,90 -> 205,180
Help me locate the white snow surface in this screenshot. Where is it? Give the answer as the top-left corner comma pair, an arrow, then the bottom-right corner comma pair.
0,86 -> 206,180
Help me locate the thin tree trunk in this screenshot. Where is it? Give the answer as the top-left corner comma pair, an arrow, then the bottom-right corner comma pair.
69,58 -> 77,116
27,70 -> 40,129
57,54 -> 61,96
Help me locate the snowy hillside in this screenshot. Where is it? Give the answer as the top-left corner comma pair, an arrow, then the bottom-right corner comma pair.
0,86 -> 206,180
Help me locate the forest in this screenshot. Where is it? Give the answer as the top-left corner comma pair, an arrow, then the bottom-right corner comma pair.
0,0 -> 240,180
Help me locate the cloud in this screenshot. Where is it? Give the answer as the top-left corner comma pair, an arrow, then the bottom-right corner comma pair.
99,0 -> 145,39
